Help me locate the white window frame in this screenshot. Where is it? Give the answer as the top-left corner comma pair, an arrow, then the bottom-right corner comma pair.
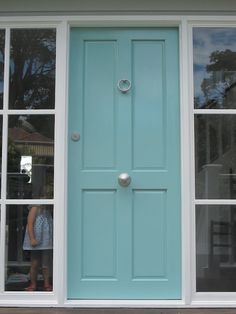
0,20 -> 67,306
188,19 -> 236,307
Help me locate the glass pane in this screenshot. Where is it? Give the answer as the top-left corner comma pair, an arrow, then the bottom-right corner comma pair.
0,30 -> 4,110
9,29 -> 56,110
195,115 -> 236,199
7,115 -> 54,199
193,27 -> 236,109
196,205 -> 236,292
5,205 -> 53,291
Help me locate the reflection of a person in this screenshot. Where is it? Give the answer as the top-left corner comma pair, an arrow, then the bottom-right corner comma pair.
23,205 -> 53,291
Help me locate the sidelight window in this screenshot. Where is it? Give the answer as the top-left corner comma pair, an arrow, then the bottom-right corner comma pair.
0,28 -> 56,292
193,27 -> 236,292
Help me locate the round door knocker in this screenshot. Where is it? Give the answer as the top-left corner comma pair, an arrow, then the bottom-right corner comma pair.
117,79 -> 132,94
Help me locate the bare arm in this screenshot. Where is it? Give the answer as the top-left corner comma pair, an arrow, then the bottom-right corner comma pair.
27,206 -> 39,247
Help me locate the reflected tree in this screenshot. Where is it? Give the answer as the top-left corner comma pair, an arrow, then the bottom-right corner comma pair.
9,29 -> 56,110
0,30 -> 5,108
201,49 -> 236,109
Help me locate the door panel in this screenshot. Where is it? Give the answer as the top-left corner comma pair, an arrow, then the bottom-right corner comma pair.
132,40 -> 165,169
83,40 -> 117,169
81,190 -> 117,279
68,28 -> 181,300
132,190 -> 166,278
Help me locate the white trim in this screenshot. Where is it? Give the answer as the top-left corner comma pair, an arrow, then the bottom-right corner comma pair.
53,20 -> 69,307
67,15 -> 182,27
64,300 -> 186,308
187,21 -> 197,305
0,21 -> 61,27
191,292 -> 236,308
0,15 -> 183,25
4,110 -> 56,115
195,199 -> 236,205
186,16 -> 236,23
3,200 -> 54,205
179,17 -> 192,306
194,109 -> 236,114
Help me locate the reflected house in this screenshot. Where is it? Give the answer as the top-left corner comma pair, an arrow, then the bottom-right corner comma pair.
8,126 -> 54,199
193,30 -> 236,291
195,100 -> 236,198
195,61 -> 236,290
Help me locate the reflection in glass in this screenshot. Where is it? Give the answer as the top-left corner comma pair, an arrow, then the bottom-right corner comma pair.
0,30 -> 4,109
196,205 -> 236,292
195,115 -> 236,199
9,29 -> 56,110
7,115 -> 54,199
0,116 -> 2,196
5,205 -> 53,292
193,28 -> 236,109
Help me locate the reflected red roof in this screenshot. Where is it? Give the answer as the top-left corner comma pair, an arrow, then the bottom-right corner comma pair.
8,127 -> 52,143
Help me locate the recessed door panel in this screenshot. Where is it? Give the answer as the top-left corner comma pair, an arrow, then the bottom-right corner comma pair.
132,190 -> 166,279
132,40 -> 166,169
83,41 -> 117,169
81,190 -> 117,279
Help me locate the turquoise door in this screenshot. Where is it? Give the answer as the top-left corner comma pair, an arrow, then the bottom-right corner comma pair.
68,28 -> 181,300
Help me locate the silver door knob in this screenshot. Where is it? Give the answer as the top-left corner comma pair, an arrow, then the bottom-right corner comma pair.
118,173 -> 131,187
71,132 -> 80,142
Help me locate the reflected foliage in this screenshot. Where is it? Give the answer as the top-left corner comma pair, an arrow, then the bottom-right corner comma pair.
9,29 -> 56,110
0,30 -> 5,109
193,28 -> 236,109
199,50 -> 236,109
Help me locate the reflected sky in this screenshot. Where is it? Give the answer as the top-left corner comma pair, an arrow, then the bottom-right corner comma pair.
193,28 -> 236,109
